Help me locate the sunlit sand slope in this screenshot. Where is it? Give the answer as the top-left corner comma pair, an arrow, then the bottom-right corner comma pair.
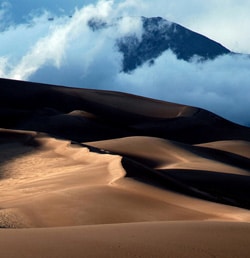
0,78 -> 250,258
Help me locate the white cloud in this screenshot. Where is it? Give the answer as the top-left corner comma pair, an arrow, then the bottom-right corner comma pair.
117,16 -> 143,40
0,0 -> 250,126
115,52 -> 250,125
0,1 -> 12,30
138,0 -> 250,54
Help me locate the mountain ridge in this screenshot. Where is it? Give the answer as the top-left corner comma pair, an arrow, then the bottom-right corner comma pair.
88,16 -> 232,72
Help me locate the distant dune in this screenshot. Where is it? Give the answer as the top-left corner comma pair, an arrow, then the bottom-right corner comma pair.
0,78 -> 250,257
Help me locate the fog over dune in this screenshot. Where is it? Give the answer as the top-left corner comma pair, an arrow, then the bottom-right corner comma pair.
0,0 -> 250,125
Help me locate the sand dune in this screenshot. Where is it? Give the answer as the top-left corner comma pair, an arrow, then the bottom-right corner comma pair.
1,221 -> 250,258
86,136 -> 250,208
0,78 -> 250,257
2,131 -> 242,228
1,78 -> 250,143
86,136 -> 250,175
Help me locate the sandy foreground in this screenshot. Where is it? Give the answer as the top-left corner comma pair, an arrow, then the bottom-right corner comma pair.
0,130 -> 250,257
0,79 -> 250,257
1,221 -> 250,258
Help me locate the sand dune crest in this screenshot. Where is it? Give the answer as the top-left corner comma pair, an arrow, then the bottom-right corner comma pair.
0,79 -> 249,257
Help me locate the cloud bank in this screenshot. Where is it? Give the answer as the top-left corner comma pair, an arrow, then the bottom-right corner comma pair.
135,0 -> 250,54
0,0 -> 250,126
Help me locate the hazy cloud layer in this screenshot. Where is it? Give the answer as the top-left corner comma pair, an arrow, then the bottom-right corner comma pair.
135,0 -> 250,54
0,0 -> 250,125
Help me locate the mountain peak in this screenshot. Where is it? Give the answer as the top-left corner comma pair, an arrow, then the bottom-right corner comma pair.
87,16 -> 231,73
117,16 -> 231,72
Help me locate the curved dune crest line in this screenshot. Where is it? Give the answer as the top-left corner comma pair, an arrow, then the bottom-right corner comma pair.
0,81 -> 250,219
1,130 -> 219,227
0,130 -> 127,227
85,136 -> 250,175
2,130 -> 249,228
0,79 -> 250,257
1,78 -> 250,144
196,140 -> 250,159
85,136 -> 250,209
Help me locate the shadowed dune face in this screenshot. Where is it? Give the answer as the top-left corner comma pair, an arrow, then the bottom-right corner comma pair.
0,79 -> 250,257
1,130 -> 250,229
86,136 -> 250,209
1,78 -> 250,143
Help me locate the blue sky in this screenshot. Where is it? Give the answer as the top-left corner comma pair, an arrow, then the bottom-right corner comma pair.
3,0 -> 250,53
0,0 -> 250,125
3,0 -> 92,23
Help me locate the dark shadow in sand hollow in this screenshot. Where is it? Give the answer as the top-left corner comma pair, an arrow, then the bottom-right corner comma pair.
0,130 -> 40,180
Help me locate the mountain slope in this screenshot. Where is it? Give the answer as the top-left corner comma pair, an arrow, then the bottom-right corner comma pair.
88,16 -> 231,72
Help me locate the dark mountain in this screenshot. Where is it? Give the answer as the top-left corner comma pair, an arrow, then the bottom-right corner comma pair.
88,16 -> 231,72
